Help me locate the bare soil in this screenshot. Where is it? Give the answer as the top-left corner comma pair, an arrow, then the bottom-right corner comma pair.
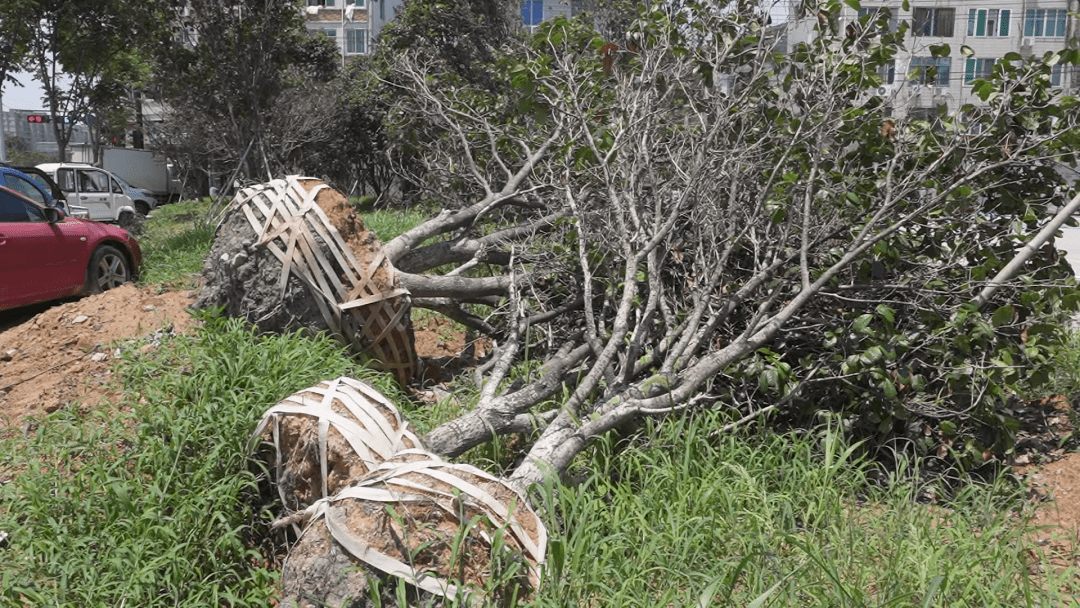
0,284 -> 199,434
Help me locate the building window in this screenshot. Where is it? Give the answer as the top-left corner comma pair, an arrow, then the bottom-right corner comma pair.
964,57 -> 997,83
1024,9 -> 1067,37
968,9 -> 1010,37
908,57 -> 951,86
913,7 -> 956,37
308,0 -> 336,6
322,28 -> 337,40
522,0 -> 542,26
1052,63 -> 1063,87
345,29 -> 366,54
878,60 -> 896,85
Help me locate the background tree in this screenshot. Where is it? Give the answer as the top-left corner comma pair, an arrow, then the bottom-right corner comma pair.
0,0 -> 37,95
24,0 -> 154,161
3,135 -> 55,165
352,1 -> 1080,491
318,0 -> 523,203
150,0 -> 338,196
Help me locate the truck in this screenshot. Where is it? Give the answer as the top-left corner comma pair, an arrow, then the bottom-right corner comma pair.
70,146 -> 181,205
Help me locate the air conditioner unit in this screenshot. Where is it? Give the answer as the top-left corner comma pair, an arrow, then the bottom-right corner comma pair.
877,86 -> 891,96
1021,37 -> 1033,48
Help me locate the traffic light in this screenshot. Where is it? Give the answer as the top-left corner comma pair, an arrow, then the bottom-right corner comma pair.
26,114 -> 51,123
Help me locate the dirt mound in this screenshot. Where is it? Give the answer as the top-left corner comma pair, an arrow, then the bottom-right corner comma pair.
0,285 -> 198,433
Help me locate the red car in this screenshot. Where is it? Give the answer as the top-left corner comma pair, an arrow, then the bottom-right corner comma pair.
0,185 -> 141,312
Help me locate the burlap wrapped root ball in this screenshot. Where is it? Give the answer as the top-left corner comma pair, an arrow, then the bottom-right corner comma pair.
279,451 -> 547,607
250,376 -> 423,511
195,176 -> 417,384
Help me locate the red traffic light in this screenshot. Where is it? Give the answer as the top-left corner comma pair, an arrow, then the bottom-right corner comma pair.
26,114 -> 50,123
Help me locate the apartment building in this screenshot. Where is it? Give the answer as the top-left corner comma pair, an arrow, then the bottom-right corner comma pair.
521,0 -> 587,32
787,1 -> 1079,117
303,0 -> 404,62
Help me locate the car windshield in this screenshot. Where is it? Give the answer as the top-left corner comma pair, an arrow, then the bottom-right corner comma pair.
114,176 -> 140,192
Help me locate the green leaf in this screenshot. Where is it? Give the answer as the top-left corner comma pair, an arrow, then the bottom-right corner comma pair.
961,45 -> 975,58
991,305 -> 1014,328
853,314 -> 874,335
930,44 -> 950,58
860,345 -> 884,365
880,378 -> 897,399
875,304 -> 895,325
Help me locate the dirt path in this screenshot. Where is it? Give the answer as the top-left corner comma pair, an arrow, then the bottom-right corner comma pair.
1021,453 -> 1080,571
0,284 -> 199,433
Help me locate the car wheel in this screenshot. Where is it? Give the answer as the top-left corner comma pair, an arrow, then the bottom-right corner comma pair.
87,245 -> 131,294
135,201 -> 150,216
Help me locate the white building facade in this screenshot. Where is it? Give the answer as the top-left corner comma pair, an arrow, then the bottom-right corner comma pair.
788,1 -> 1079,118
303,0 -> 404,62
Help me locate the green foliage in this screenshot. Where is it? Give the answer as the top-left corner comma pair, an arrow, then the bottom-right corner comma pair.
0,0 -> 37,84
3,135 -> 57,166
151,0 -> 339,186
530,412 -> 1076,606
20,0 -> 160,159
324,0 -> 527,205
354,199 -> 431,242
0,311 -> 392,607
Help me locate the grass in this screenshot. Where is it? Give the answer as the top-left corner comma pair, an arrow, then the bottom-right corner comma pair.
1,202 -> 1077,606
0,312 -> 399,606
137,198 -> 216,288
359,205 -> 432,243
527,413 -> 1080,607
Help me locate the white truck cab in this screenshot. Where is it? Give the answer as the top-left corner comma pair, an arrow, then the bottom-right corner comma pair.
36,163 -> 140,224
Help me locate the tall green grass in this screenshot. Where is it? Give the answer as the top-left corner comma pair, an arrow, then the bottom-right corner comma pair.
137,198 -> 215,288
360,206 -> 431,243
0,312 -> 399,607
528,413 -> 1078,607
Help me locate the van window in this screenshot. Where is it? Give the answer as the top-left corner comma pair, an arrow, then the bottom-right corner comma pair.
78,170 -> 109,193
111,178 -> 124,194
57,168 -> 76,192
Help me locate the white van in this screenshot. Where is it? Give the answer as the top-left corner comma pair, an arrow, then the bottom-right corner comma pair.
36,163 -> 141,224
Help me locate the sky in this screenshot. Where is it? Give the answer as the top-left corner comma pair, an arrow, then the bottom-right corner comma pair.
2,71 -> 48,111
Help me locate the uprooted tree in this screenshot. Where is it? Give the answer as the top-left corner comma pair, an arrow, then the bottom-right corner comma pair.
217,1 -> 1080,494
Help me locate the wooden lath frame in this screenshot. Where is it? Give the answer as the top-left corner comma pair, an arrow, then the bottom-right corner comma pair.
229,177 -> 417,383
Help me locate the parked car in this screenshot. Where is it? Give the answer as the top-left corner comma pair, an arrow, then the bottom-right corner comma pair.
0,164 -> 87,219
112,174 -> 158,215
36,162 -> 144,224
0,185 -> 141,312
